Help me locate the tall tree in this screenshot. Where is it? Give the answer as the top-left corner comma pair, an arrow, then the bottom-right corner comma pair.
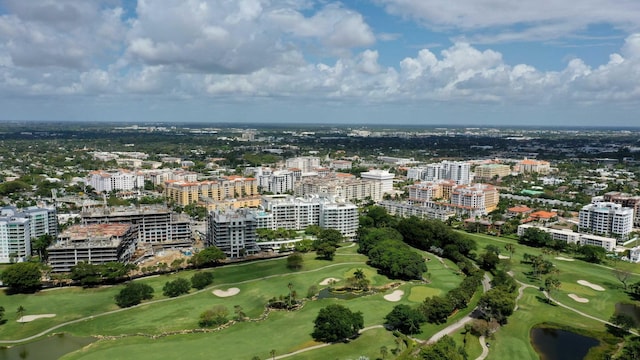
1,262 -> 42,293
312,304 -> 364,343
614,268 -> 632,290
504,243 -> 516,259
31,234 -> 55,261
191,246 -> 226,268
544,277 -> 561,303
16,305 -> 25,322
478,288 -> 516,325
385,304 -> 426,334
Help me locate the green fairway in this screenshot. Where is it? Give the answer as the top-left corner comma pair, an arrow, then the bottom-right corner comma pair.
461,231 -> 637,359
6,232 -> 638,359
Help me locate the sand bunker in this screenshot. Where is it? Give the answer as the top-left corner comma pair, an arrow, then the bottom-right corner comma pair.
555,256 -> 575,261
212,288 -> 240,297
384,290 -> 404,302
577,280 -> 605,291
498,255 -> 510,259
319,277 -> 340,286
568,294 -> 589,303
17,314 -> 56,323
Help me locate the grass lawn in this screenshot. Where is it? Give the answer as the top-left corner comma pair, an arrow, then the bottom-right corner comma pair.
486,287 -> 619,360
461,231 -> 637,359
3,243 -> 462,360
451,329 -> 483,360
9,232 -> 638,359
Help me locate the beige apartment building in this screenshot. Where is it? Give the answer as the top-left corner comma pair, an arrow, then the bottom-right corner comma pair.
165,176 -> 258,206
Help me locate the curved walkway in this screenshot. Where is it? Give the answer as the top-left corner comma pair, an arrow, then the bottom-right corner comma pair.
0,260 -> 367,344
477,336 -> 489,360
273,325 -> 384,359
427,273 -> 492,344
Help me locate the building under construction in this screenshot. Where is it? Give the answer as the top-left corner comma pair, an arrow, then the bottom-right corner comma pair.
80,205 -> 192,248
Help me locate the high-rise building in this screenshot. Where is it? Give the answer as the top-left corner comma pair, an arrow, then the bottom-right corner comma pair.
0,206 -> 58,263
261,195 -> 358,239
579,202 -> 634,239
164,176 -> 258,206
256,168 -> 296,194
603,192 -> 640,226
48,223 -> 137,272
87,170 -> 145,193
450,183 -> 499,214
518,158 -> 551,174
409,161 -> 471,185
295,173 -> 383,202
474,164 -> 511,181
81,205 -> 191,246
285,156 -> 321,173
207,208 -> 259,258
360,169 -> 394,195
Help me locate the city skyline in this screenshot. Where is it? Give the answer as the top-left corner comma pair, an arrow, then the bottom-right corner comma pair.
1,0 -> 639,126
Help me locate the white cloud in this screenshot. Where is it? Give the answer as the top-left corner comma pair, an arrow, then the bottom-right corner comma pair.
376,0 -> 640,42
0,1 -> 126,68
0,0 -> 639,119
126,1 -> 374,74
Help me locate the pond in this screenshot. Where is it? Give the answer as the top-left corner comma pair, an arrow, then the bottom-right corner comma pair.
530,326 -> 599,360
0,333 -> 95,360
317,288 -> 368,300
615,302 -> 640,327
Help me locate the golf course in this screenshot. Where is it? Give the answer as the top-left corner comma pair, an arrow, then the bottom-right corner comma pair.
1,233 -> 639,359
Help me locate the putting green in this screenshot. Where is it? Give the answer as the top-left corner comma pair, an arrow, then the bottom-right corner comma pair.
408,286 -> 442,302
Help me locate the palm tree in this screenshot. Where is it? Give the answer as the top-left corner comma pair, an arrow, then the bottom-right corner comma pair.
287,282 -> 294,308
17,305 -> 25,324
353,269 -> 369,290
505,244 -> 515,259
380,345 -> 388,359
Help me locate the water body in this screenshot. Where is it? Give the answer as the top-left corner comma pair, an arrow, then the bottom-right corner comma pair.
0,334 -> 94,360
615,302 -> 640,327
531,327 -> 599,360
317,288 -> 367,300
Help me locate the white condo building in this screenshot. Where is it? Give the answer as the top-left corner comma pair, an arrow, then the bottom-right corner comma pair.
579,202 -> 634,239
408,161 -> 471,185
255,168 -> 296,194
517,224 -> 616,251
285,156 -> 321,173
207,208 -> 260,258
360,169 -> 394,195
261,195 -> 358,239
87,170 -> 144,193
0,206 -> 58,263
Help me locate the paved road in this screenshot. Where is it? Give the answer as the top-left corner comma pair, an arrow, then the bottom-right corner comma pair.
427,273 -> 492,344
273,325 -> 384,359
477,335 -> 489,360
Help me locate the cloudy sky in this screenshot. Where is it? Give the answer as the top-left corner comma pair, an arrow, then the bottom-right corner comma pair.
1,0 -> 639,127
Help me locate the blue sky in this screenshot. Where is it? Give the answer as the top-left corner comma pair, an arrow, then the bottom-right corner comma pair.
0,0 -> 639,127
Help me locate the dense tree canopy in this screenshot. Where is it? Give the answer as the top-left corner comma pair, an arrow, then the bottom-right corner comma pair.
478,288 -> 516,325
191,246 -> 226,268
578,245 -> 607,263
286,253 -> 304,270
385,304 -> 426,334
420,335 -> 466,360
115,282 -> 154,308
518,227 -> 555,248
162,278 -> 191,297
367,239 -> 427,280
312,304 -> 364,343
0,262 -> 42,293
190,271 -> 214,290
420,296 -> 454,324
